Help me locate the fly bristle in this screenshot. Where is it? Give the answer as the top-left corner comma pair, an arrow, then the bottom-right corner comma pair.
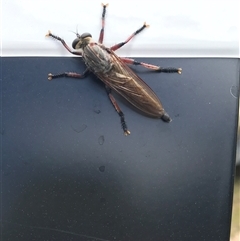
120,117 -> 130,135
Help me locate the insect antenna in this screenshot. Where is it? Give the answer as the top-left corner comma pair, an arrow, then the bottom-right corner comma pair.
69,25 -> 80,38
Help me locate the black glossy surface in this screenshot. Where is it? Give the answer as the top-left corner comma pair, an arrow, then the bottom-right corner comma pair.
1,57 -> 239,241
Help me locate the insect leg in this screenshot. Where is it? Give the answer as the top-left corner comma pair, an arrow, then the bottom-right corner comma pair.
98,3 -> 109,44
46,31 -> 82,56
48,69 -> 89,80
105,86 -> 130,136
110,22 -> 149,51
121,57 -> 182,74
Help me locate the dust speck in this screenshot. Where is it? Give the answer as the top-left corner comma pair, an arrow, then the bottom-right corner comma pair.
98,135 -> 105,145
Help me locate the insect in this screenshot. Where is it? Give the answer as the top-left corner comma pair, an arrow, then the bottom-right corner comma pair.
46,3 -> 182,136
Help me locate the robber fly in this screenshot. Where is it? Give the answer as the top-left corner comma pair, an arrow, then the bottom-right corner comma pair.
46,3 -> 182,136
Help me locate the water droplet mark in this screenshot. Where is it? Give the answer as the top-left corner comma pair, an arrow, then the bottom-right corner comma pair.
71,124 -> 87,133
98,135 -> 105,145
99,166 -> 105,172
93,100 -> 101,114
230,86 -> 239,98
94,109 -> 101,114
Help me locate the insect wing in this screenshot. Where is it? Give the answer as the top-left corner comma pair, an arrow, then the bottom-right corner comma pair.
98,51 -> 165,118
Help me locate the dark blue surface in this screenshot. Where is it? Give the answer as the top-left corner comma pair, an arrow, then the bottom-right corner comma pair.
1,57 -> 239,241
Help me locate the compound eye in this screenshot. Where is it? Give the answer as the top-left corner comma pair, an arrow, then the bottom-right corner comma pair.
72,38 -> 80,49
80,32 -> 92,38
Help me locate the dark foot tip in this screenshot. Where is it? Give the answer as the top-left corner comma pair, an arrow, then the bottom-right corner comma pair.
161,112 -> 172,123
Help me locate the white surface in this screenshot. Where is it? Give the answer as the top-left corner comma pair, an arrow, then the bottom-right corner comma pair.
1,0 -> 240,57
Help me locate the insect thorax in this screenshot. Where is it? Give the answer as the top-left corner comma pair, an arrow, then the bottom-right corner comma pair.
82,43 -> 113,74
